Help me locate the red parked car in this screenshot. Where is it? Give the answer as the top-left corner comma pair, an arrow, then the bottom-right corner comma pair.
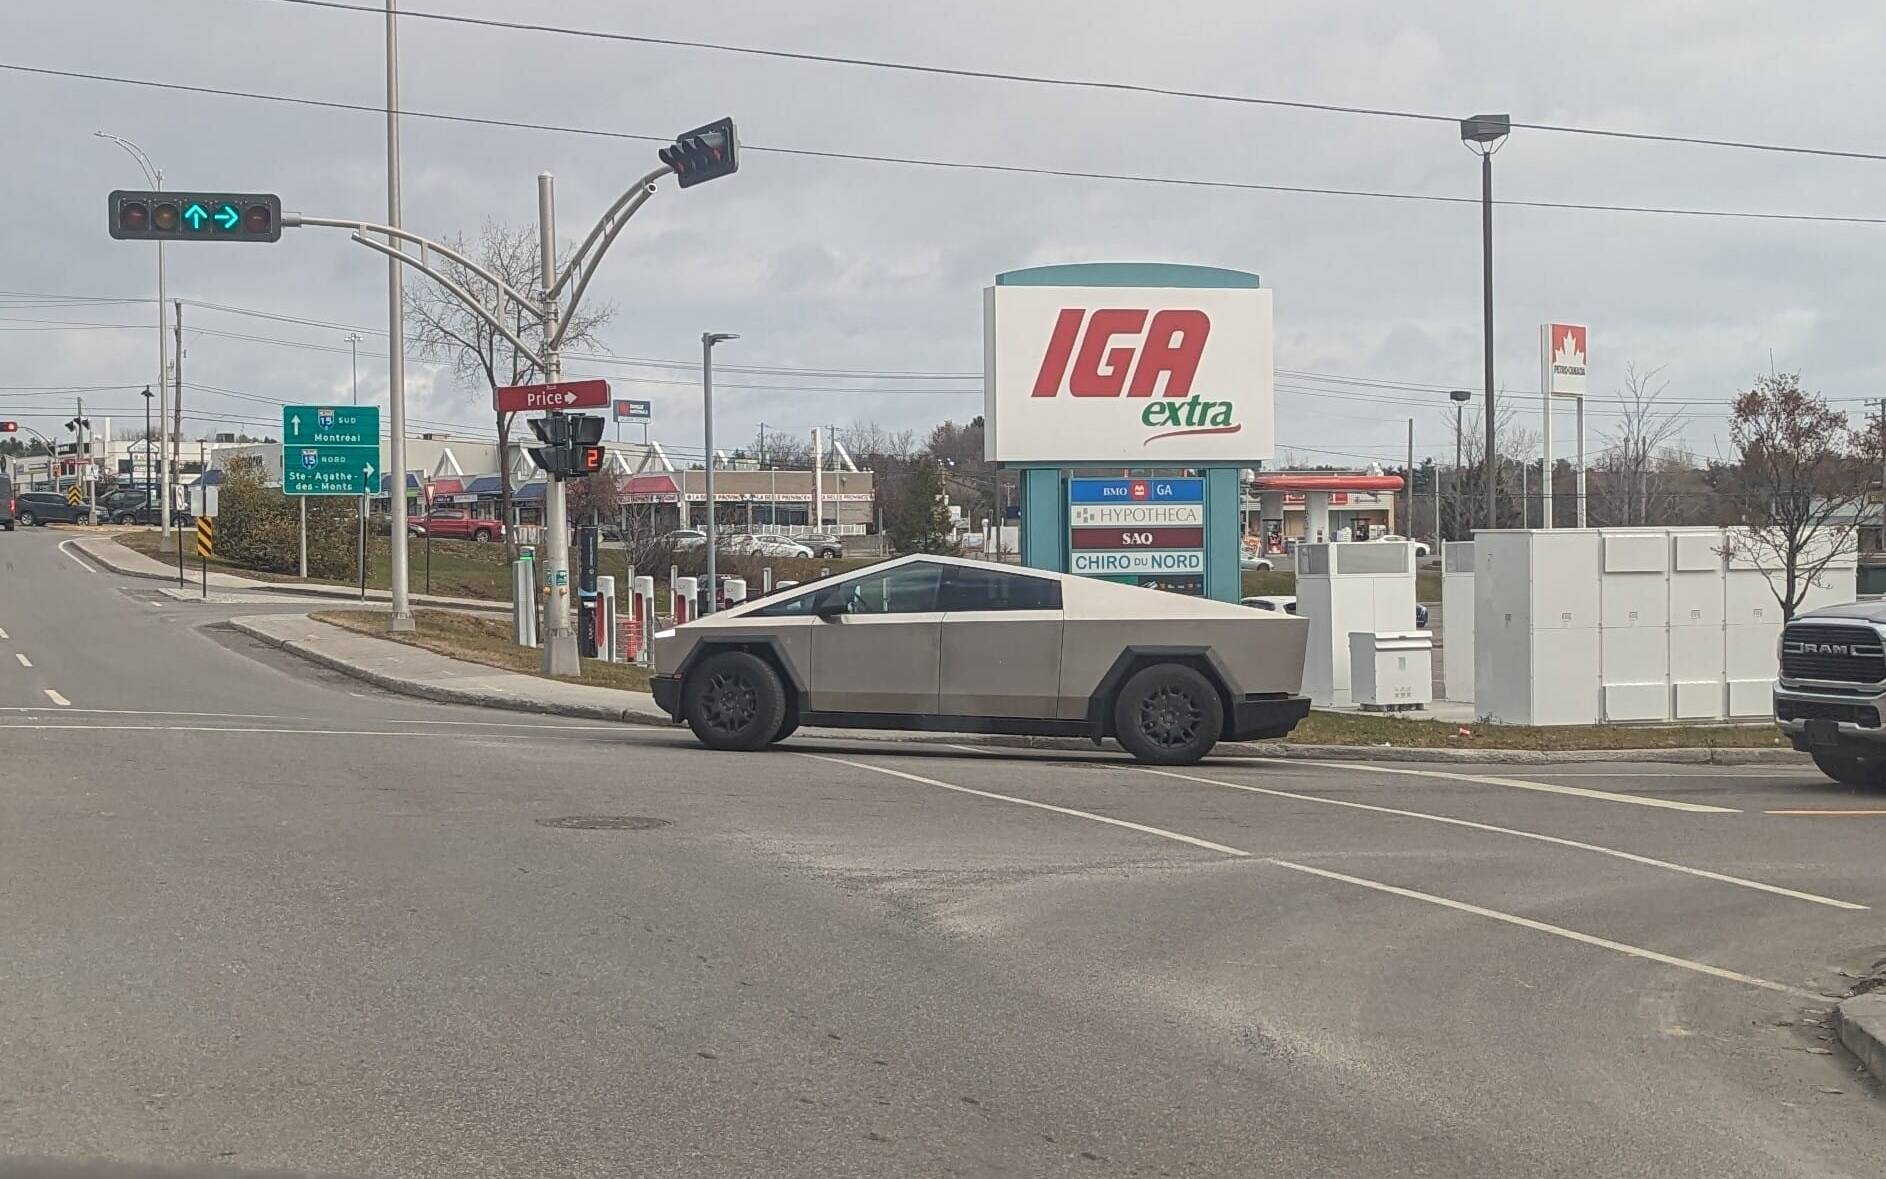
408,508 -> 504,542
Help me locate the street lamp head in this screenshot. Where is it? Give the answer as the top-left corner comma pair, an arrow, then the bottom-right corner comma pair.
141,385 -> 154,400
1460,113 -> 1511,152
1449,388 -> 1473,403
703,332 -> 740,346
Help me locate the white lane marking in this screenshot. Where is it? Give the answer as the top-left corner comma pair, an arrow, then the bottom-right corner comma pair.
0,706 -> 293,719
800,753 -> 1249,857
0,627 -> 9,639
0,724 -> 601,740
57,539 -> 97,572
14,653 -> 30,668
1140,768 -> 1865,911
818,753 -> 1813,997
42,689 -> 70,707
1525,770 -> 1808,779
1295,759 -> 1739,814
1264,857 -> 1818,1000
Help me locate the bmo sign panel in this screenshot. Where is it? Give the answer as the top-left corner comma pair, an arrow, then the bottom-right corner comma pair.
984,284 -> 1274,464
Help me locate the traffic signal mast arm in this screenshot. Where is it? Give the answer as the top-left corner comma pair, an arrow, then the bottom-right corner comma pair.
548,164 -> 671,305
282,212 -> 548,371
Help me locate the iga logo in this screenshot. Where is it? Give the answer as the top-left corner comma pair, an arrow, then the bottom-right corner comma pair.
1030,308 -> 1240,444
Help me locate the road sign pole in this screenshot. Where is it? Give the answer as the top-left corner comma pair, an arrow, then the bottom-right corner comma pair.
538,172 -> 580,677
359,494 -> 368,600
299,496 -> 308,578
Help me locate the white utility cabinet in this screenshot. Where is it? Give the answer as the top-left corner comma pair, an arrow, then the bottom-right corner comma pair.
1297,541 -> 1417,707
1349,630 -> 1434,710
1441,541 -> 1475,702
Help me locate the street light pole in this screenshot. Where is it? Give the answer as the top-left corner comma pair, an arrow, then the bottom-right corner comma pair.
701,332 -> 739,614
1461,115 -> 1509,532
141,386 -> 153,505
1449,389 -> 1471,542
383,0 -> 415,632
95,131 -> 170,544
537,172 -> 581,675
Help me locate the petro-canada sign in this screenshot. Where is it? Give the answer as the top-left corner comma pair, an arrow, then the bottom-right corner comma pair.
984,285 -> 1273,463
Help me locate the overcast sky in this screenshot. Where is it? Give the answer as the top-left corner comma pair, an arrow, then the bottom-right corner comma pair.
8,0 -> 1886,473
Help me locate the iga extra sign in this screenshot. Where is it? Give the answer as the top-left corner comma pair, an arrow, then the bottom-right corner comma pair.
984,285 -> 1273,463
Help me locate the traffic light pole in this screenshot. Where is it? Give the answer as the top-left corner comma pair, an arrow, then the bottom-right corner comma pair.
537,172 -> 580,677
278,157 -> 692,671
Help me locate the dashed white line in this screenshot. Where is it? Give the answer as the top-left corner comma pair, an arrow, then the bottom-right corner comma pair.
0,627 -> 9,639
1294,759 -> 1740,813
1262,857 -> 1818,999
14,653 -> 30,668
42,689 -> 70,707
1139,767 -> 1865,910
813,752 -> 1814,998
799,753 -> 1249,857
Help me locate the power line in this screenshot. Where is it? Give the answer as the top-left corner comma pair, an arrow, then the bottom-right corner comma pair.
252,0 -> 1886,166
8,61 -> 1886,227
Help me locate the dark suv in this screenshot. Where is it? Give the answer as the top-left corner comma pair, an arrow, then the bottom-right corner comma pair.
99,487 -> 168,525
15,491 -> 90,526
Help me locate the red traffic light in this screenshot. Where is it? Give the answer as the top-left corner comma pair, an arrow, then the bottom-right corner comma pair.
244,205 -> 273,234
117,201 -> 150,233
0,421 -> 17,433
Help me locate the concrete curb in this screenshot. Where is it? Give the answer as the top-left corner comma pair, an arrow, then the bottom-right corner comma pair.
229,612 -> 1809,767
226,616 -> 674,727
1834,993 -> 1886,1087
75,536 -> 509,615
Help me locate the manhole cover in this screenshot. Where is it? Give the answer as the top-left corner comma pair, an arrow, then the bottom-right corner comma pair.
537,815 -> 671,831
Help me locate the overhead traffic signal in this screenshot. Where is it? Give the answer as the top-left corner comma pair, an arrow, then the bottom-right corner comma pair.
659,118 -> 738,188
108,190 -> 282,242
0,421 -> 16,433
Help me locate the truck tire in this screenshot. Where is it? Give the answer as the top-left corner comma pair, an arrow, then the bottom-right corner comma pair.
1113,662 -> 1224,765
684,650 -> 788,752
472,527 -> 493,542
1811,752 -> 1886,787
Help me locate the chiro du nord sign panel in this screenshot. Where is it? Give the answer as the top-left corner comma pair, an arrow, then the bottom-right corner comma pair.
983,285 -> 1274,463
1066,478 -> 1207,578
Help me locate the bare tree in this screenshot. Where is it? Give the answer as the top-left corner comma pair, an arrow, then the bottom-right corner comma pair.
404,221 -> 615,557
1590,364 -> 1688,526
1717,372 -> 1875,619
749,426 -> 811,469
1452,401 -> 1538,532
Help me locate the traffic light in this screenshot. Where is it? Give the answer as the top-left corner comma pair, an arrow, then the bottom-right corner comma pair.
0,422 -> 16,433
659,118 -> 738,188
525,414 -> 607,479
107,190 -> 282,242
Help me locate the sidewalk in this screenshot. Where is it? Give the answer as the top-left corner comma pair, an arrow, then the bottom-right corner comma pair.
74,535 -> 509,614
228,610 -> 1806,765
228,612 -> 668,724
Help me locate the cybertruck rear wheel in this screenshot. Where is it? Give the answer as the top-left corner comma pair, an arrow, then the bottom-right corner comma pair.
1113,663 -> 1224,765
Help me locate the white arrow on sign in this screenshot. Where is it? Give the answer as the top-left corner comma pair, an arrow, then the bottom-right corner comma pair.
562,391 -> 577,405
363,462 -> 376,481
290,416 -> 301,437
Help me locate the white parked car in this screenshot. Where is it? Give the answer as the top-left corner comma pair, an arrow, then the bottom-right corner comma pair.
1240,553 -> 1275,571
1375,534 -> 1431,558
1240,595 -> 1298,614
725,533 -> 815,559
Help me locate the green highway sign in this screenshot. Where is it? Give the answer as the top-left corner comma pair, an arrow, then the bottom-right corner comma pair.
282,404 -> 381,496
283,404 -> 378,446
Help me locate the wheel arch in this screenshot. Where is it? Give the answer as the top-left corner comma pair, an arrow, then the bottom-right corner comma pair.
1085,645 -> 1237,738
674,634 -> 808,707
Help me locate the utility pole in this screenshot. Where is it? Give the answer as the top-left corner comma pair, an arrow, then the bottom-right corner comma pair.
349,332 -> 367,597
1878,399 -> 1886,553
383,0 -> 415,633
811,426 -> 824,533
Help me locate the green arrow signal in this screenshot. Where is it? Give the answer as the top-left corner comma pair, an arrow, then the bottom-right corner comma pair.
213,203 -> 240,231
181,202 -> 210,230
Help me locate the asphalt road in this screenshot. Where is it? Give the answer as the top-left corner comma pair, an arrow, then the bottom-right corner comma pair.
3,527 -> 1883,1177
